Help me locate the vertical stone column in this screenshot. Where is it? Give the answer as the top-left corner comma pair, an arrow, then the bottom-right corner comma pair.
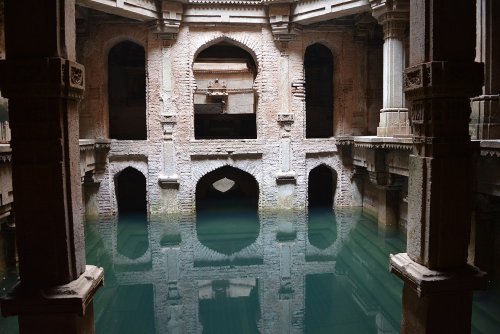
0,1 -> 103,333
470,0 -> 500,139
371,0 -> 410,137
390,1 -> 486,333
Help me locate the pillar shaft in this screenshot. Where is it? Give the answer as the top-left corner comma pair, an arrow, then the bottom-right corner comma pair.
392,1 -> 487,333
470,0 -> 500,139
0,1 -> 103,332
371,0 -> 410,137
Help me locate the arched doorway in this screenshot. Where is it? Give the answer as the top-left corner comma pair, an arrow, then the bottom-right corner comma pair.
193,41 -> 257,139
305,43 -> 334,138
196,166 -> 259,255
108,41 -> 146,140
115,167 -> 148,259
308,165 -> 338,249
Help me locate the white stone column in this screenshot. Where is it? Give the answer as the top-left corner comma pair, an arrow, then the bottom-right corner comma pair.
371,0 -> 410,137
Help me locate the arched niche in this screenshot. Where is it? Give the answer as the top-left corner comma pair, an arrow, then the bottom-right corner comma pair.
193,41 -> 257,139
195,166 -> 260,255
305,43 -> 334,138
108,41 -> 146,140
115,167 -> 148,259
307,164 -> 338,249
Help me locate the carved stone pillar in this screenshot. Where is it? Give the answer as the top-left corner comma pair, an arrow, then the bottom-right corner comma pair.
371,0 -> 410,137
0,1 -> 103,333
391,1 -> 487,333
470,0 -> 500,139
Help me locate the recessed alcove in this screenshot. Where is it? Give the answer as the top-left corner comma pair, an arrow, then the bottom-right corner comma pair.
193,41 -> 257,139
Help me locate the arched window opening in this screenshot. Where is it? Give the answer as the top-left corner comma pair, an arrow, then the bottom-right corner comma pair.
308,165 -> 338,249
108,41 -> 146,140
305,43 -> 333,138
194,42 -> 257,139
116,167 -> 148,259
196,166 -> 259,255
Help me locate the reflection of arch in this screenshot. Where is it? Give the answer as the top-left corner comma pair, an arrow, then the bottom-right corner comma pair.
305,43 -> 333,138
115,167 -> 147,216
308,164 -> 337,209
108,40 -> 146,140
193,39 -> 258,139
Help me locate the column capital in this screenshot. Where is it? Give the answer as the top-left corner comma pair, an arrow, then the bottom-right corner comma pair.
370,0 -> 409,39
0,58 -> 85,100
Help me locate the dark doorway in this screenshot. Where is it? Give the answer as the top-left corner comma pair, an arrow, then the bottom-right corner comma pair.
308,164 -> 337,209
116,167 -> 147,217
305,43 -> 334,138
108,41 -> 146,140
116,167 -> 148,260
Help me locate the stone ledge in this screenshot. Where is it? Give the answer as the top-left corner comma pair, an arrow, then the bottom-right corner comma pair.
390,253 -> 487,296
158,174 -> 180,188
276,171 -> 296,183
1,265 -> 104,317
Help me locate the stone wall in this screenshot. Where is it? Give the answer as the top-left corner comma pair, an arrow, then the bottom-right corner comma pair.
79,19 -> 377,216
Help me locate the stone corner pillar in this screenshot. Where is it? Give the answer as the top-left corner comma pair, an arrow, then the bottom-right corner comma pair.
370,0 -> 410,137
0,1 -> 103,333
393,1 -> 487,333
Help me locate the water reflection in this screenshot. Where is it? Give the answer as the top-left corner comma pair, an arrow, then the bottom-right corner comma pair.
84,208 -> 407,334
2,208 -> 499,333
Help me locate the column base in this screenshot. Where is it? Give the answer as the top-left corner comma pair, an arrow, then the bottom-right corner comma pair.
390,253 -> 487,334
1,265 -> 104,317
377,108 -> 411,137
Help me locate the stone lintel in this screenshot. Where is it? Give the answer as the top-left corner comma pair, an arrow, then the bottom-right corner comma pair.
1,265 -> 104,317
390,253 -> 487,296
0,58 -> 85,100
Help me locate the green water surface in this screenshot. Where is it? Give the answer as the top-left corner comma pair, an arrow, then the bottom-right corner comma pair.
1,209 -> 499,333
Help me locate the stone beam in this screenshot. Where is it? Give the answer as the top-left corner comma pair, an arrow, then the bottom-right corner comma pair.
292,0 -> 370,25
76,0 -> 159,21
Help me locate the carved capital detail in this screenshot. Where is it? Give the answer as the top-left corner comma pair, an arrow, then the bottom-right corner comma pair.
404,61 -> 483,99
0,58 -> 85,100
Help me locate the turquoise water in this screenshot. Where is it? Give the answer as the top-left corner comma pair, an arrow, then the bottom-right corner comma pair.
1,209 -> 500,333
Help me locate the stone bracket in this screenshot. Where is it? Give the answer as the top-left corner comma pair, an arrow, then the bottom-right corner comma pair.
0,58 -> 85,100
158,174 -> 179,188
276,171 -> 296,184
1,265 -> 104,317
390,253 -> 487,296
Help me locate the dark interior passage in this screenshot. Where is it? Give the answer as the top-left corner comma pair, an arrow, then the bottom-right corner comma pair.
116,167 -> 148,259
308,164 -> 337,209
305,43 -> 334,138
108,41 -> 146,140
196,166 -> 259,255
